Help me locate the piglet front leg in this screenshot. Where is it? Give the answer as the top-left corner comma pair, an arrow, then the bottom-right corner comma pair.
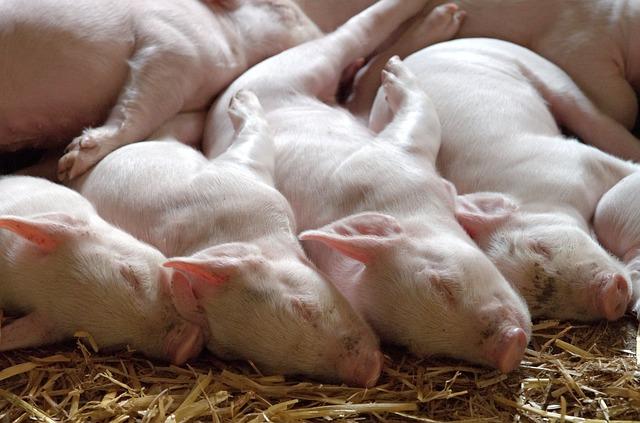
519,64 -> 640,162
221,90 -> 275,184
57,39 -> 207,180
373,56 -> 441,163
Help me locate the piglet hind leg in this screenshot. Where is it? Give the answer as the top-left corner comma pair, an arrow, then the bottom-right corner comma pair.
373,56 -> 441,163
348,3 -> 464,117
0,312 -> 59,351
247,0 -> 432,104
57,44 -> 198,181
520,65 -> 640,162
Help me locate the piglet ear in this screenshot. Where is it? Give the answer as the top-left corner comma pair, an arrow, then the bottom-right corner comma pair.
163,321 -> 205,365
0,213 -> 86,253
454,192 -> 518,240
299,212 -> 404,264
163,242 -> 263,285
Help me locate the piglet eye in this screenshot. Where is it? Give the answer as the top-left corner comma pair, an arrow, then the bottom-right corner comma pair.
529,240 -> 552,258
429,276 -> 456,305
120,264 -> 140,289
291,298 -> 319,322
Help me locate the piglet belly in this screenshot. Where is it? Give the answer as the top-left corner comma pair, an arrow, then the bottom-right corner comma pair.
0,9 -> 132,151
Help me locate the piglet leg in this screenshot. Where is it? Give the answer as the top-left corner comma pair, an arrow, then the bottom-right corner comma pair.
372,56 -> 441,163
348,3 -> 465,117
220,90 -> 275,184
0,312 -> 57,351
57,42 -> 202,181
251,1 -> 431,102
521,65 -> 640,162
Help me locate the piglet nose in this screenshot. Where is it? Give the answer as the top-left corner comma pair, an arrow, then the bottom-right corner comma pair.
338,350 -> 384,388
598,273 -> 631,321
495,327 -> 528,373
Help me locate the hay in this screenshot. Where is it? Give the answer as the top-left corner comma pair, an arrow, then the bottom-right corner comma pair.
0,317 -> 638,422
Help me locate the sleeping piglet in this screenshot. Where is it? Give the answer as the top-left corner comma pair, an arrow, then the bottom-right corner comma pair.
364,38 -> 637,321
0,176 -> 204,364
70,91 -> 383,387
0,0 -> 320,179
203,0 -> 532,373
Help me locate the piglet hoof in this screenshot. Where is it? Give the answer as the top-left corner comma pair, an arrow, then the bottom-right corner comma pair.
381,56 -> 420,113
597,273 -> 631,321
227,89 -> 265,132
337,350 -> 384,388
420,3 -> 466,45
494,327 -> 528,373
57,127 -> 119,180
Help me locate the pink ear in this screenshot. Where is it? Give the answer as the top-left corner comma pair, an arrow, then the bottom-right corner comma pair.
454,192 -> 518,240
163,321 -> 205,365
299,212 -> 404,264
168,271 -> 209,329
0,213 -> 86,253
163,242 -> 263,285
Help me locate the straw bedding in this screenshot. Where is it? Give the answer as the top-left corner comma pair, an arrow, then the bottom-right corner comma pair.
0,316 -> 637,422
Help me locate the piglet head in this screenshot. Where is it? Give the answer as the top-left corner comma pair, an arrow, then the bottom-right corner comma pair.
300,211 -> 531,373
0,212 -> 205,363
164,241 -> 382,387
455,192 -> 632,321
480,213 -> 630,321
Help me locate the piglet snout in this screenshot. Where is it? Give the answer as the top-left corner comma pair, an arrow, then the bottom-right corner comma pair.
337,350 -> 384,388
493,327 -> 528,373
598,273 -> 631,321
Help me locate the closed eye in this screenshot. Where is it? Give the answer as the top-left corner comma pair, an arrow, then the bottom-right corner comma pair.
120,264 -> 140,289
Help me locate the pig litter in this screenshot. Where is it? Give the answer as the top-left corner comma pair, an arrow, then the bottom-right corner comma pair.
0,316 -> 637,422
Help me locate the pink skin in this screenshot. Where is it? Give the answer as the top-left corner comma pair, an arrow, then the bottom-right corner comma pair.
360,38 -> 636,322
299,0 -> 640,162
69,90 -> 382,387
0,176 -> 204,364
203,2 -> 531,372
595,172 -> 640,317
0,0 -> 321,178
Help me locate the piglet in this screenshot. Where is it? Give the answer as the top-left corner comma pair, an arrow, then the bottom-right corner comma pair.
0,0 -> 321,178
594,172 -> 640,317
70,90 -> 382,387
203,1 -> 532,373
364,38 -> 637,321
0,176 -> 203,364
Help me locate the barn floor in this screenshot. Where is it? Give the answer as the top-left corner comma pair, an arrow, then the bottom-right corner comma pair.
0,317 -> 638,422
